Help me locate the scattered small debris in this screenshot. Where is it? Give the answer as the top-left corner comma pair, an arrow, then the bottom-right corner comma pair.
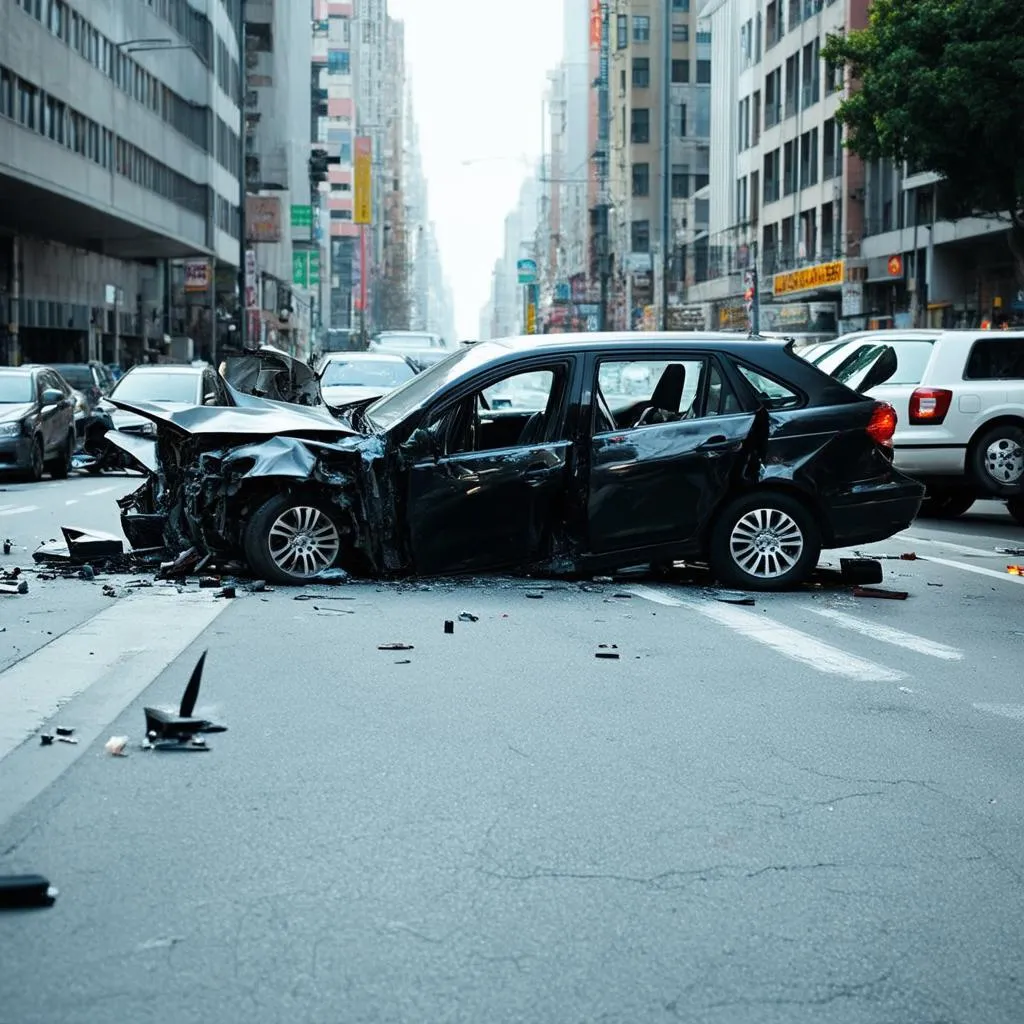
840,558 -> 884,586
526,592 -> 544,599
198,576 -> 221,589
713,591 -> 755,606
2,539 -> 9,555
216,585 -> 236,599
249,580 -> 267,592
394,659 -> 412,665
56,727 -> 74,738
996,547 -> 1024,556
143,650 -> 227,751
0,580 -> 28,595
595,643 -> 620,660
39,734 -> 54,746
316,567 -> 349,583
458,611 -> 479,622
104,736 -> 129,757
0,875 -> 58,910
78,564 -> 95,580
612,593 -> 633,600
1008,565 -> 1024,576
444,620 -> 455,634
378,643 -> 414,651
101,584 -> 119,598
57,734 -> 78,745
900,552 -> 917,561
593,576 -> 613,584
853,586 -> 909,601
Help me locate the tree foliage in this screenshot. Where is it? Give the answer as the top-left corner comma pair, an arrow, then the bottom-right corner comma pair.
822,0 -> 1024,226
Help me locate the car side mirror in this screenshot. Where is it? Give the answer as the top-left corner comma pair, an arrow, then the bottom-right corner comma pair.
41,388 -> 63,407
401,427 -> 437,461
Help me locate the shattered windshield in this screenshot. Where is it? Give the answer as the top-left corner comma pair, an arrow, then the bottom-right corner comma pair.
364,343 -> 504,430
112,372 -> 201,404
0,373 -> 32,403
320,358 -> 415,388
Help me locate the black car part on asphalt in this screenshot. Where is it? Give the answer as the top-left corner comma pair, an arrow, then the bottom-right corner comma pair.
107,336 -> 925,590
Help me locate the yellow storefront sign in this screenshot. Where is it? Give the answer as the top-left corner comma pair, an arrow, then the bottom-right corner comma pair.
354,136 -> 372,225
773,260 -> 845,298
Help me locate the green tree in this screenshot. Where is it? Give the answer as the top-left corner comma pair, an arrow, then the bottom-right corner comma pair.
822,0 -> 1024,278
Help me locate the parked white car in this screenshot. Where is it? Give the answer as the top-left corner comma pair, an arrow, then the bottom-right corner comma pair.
811,329 -> 1024,523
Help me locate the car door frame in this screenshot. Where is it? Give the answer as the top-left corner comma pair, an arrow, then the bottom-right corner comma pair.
37,369 -> 73,456
581,346 -> 762,567
401,352 -> 586,574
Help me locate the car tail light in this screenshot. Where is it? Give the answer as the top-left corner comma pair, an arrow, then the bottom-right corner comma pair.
866,402 -> 898,447
909,387 -> 953,425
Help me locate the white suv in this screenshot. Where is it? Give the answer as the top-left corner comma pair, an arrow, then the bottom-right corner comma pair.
810,329 -> 1024,524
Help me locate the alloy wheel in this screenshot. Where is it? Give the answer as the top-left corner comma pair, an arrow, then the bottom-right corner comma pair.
729,507 -> 805,580
266,504 -> 341,578
30,439 -> 43,479
984,437 -> 1024,485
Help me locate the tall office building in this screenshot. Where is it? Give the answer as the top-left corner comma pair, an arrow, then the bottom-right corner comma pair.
0,0 -> 242,365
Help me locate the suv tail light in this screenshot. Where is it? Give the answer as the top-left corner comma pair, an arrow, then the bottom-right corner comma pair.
867,402 -> 898,447
909,387 -> 953,425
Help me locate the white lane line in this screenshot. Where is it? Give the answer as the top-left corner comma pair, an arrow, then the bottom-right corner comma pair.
901,535 -> 1004,558
973,704 -> 1024,721
83,485 -> 116,496
917,554 -> 1024,586
0,505 -> 39,516
629,585 -> 905,682
65,498 -> 78,505
806,606 -> 963,661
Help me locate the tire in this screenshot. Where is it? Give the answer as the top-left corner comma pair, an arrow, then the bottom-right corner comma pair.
971,423 -> 1024,496
708,490 -> 821,591
45,431 -> 74,479
1007,497 -> 1024,527
242,492 -> 347,585
22,436 -> 44,483
918,488 -> 975,520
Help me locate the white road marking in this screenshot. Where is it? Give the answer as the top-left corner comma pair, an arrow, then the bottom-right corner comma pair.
901,535 -> 1004,558
0,591 -> 229,765
65,498 -> 78,505
973,703 -> 1024,721
0,505 -> 39,516
83,485 -> 116,496
917,554 -> 1024,586
629,585 -> 905,682
806,606 -> 963,661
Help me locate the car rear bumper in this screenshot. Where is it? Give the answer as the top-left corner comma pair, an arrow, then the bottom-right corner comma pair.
0,436 -> 32,471
824,476 -> 926,548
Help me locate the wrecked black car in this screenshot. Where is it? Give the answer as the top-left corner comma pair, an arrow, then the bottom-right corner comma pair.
111,334 -> 925,590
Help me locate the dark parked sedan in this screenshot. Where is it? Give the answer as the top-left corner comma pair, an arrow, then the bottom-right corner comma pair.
112,334 -> 924,589
0,365 -> 77,480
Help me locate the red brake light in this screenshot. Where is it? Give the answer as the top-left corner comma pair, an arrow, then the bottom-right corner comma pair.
867,402 -> 898,446
909,387 -> 953,425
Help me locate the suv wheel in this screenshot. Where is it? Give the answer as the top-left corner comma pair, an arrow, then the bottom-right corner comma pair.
242,493 -> 346,585
919,488 -> 975,520
972,423 -> 1024,495
45,431 -> 74,480
708,490 -> 821,591
23,436 -> 44,482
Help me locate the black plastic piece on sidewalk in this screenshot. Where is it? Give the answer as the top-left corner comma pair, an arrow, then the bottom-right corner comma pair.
0,875 -> 58,910
143,650 -> 228,749
444,620 -> 454,634
2,539 -> 10,555
839,557 -> 883,586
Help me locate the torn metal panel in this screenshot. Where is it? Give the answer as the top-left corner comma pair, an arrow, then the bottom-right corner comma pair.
221,348 -> 322,407
105,430 -> 158,473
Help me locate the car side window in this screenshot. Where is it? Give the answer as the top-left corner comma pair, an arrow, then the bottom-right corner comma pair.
964,339 -> 1024,380
594,358 -> 708,434
734,364 -> 801,410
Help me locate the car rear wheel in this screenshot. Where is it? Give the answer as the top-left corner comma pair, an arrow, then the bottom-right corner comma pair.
971,423 -> 1024,495
22,436 -> 44,482
45,431 -> 74,479
918,488 -> 975,520
708,490 -> 821,591
243,493 -> 346,585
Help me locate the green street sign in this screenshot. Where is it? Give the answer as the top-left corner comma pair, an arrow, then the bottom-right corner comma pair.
291,205 -> 312,229
292,251 -> 308,288
309,250 -> 321,286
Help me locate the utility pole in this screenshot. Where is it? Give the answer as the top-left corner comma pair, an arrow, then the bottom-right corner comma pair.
236,4 -> 248,349
660,0 -> 672,331
596,0 -> 612,332
746,238 -> 761,335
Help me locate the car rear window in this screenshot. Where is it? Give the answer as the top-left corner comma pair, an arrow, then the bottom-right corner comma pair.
964,339 -> 1024,380
51,364 -> 94,389
831,340 -> 936,388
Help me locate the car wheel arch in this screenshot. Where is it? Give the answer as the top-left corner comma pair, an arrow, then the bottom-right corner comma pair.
708,481 -> 829,545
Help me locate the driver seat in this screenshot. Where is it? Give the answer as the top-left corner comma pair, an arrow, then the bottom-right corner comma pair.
637,363 -> 686,425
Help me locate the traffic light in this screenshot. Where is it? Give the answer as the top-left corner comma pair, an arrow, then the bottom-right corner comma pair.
309,148 -> 329,188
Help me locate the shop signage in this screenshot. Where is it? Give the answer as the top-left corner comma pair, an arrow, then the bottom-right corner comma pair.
772,259 -> 845,298
184,261 -> 210,293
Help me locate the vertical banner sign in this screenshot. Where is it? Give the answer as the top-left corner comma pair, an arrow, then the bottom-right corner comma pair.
354,136 -> 372,225
309,250 -> 321,287
292,252 -> 309,288
598,2 -> 609,155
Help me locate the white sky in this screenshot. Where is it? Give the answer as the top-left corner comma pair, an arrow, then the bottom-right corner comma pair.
387,0 -> 563,337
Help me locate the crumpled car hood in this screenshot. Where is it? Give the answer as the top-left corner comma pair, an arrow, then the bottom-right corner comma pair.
222,347 -> 321,406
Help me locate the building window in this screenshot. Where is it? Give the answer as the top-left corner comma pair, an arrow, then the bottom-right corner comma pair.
328,49 -> 350,74
696,59 -> 711,84
633,16 -> 651,42
632,162 -> 650,196
0,68 -> 12,119
631,220 -> 650,253
677,103 -> 687,137
17,79 -> 37,129
672,24 -> 689,43
783,139 -> 797,195
632,57 -> 650,88
800,127 -> 819,189
616,14 -> 628,49
630,107 -> 650,144
671,164 -> 691,198
673,0 -> 690,9
671,59 -> 689,83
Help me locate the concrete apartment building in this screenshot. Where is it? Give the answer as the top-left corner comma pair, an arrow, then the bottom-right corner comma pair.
606,0 -> 711,330
0,0 -> 242,366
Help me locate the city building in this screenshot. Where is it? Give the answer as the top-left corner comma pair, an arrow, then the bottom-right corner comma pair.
1,0 -> 243,366
486,173 -> 541,339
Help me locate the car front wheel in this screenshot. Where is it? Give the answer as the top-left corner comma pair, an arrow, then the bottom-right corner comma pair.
46,431 -> 74,479
708,490 -> 821,591
242,492 -> 346,585
22,436 -> 44,483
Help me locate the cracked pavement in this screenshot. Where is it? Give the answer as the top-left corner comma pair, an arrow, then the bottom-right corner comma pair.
1,494 -> 1024,1021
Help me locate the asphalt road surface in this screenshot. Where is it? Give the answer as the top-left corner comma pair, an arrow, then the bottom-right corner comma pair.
2,473 -> 1024,1023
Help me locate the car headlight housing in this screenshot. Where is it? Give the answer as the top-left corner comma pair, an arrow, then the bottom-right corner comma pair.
0,422 -> 22,438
